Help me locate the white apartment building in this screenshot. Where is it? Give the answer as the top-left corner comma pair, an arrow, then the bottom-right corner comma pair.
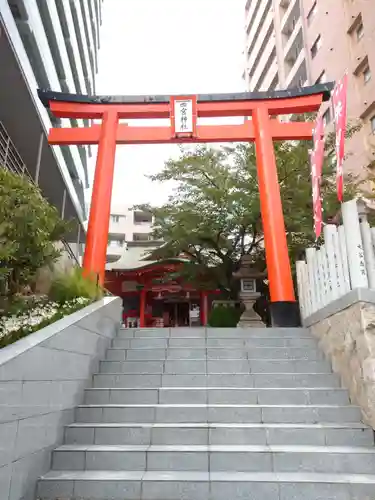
244,0 -> 307,91
106,205 -> 158,263
0,0 -> 103,247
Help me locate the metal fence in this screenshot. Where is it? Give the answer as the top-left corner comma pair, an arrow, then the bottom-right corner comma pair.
0,120 -> 34,180
0,120 -> 79,265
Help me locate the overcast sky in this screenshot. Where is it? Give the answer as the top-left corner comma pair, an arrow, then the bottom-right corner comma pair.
88,0 -> 245,208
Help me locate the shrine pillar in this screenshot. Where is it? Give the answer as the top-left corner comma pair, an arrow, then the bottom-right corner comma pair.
83,110 -> 119,286
139,288 -> 146,328
252,107 -> 300,327
200,291 -> 208,326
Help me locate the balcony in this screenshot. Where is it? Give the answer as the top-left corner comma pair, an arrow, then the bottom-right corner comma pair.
246,0 -> 272,56
284,18 -> 303,62
0,7 -> 85,241
247,10 -> 274,75
245,0 -> 261,34
345,1 -> 361,27
250,36 -> 276,91
0,120 -> 28,177
280,0 -> 299,35
55,0 -> 87,95
133,233 -> 155,243
283,18 -> 303,58
259,58 -> 279,91
285,48 -> 307,88
133,211 -> 153,225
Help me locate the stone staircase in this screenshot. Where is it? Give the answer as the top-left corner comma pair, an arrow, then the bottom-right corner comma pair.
37,327 -> 375,499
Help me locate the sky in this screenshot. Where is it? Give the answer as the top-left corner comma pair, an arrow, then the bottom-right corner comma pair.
87,0 -> 246,208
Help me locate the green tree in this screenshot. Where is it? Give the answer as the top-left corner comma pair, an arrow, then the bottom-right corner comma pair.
0,168 -> 69,294
137,123 -> 361,298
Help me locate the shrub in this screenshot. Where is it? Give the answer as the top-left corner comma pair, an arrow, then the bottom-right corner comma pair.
0,168 -> 69,293
0,297 -> 91,349
208,305 -> 242,328
49,268 -> 103,304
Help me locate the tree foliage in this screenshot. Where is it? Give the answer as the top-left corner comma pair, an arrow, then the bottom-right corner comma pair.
0,168 -> 70,294
137,122 -> 361,298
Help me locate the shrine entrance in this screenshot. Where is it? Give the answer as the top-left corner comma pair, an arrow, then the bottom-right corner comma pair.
105,255 -> 217,328
38,84 -> 333,327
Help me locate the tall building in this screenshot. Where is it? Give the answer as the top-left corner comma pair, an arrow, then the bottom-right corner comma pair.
105,205 -> 161,264
244,0 -> 375,175
301,0 -> 375,175
0,0 -> 103,251
244,0 -> 308,92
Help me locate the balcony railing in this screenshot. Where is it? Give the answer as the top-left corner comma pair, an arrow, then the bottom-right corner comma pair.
280,0 -> 298,35
285,48 -> 307,88
0,120 -> 33,180
0,120 -> 81,266
283,17 -> 303,60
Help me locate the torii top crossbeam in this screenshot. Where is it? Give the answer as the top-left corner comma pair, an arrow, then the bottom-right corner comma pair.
39,85 -> 332,145
39,83 -> 333,327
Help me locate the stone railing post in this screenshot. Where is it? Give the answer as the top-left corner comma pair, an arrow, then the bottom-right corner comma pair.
342,199 -> 368,289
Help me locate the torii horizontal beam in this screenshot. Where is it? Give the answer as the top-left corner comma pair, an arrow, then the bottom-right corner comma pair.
48,121 -> 315,145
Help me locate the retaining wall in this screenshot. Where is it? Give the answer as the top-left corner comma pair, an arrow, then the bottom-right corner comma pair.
0,296 -> 122,500
305,288 -> 375,429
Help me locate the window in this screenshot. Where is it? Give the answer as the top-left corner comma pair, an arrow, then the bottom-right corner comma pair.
133,233 -> 153,242
133,211 -> 153,224
371,116 -> 375,134
311,35 -> 321,59
111,214 -> 123,223
363,66 -> 372,84
322,107 -> 331,126
307,1 -> 317,26
356,22 -> 364,40
108,239 -> 125,247
316,71 -> 326,84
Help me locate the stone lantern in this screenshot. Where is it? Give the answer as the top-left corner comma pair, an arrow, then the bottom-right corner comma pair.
233,255 -> 266,328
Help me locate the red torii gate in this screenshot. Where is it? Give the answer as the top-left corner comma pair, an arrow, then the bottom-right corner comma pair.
38,84 -> 333,327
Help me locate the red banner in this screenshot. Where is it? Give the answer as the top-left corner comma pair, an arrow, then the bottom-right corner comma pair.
311,115 -> 325,238
332,74 -> 348,202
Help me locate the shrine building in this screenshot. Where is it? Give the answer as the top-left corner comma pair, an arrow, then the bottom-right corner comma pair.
104,242 -> 220,328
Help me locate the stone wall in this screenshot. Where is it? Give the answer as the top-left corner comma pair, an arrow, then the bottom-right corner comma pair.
304,288 -> 375,429
0,296 -> 122,500
34,241 -> 79,295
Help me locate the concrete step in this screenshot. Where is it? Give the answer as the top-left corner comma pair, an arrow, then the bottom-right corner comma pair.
98,359 -> 332,374
84,387 -> 350,405
64,422 -> 373,447
51,444 -> 375,474
117,327 -> 310,339
112,336 -> 318,349
106,347 -> 324,361
75,404 -> 362,424
37,470 -> 375,500
92,372 -> 341,388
